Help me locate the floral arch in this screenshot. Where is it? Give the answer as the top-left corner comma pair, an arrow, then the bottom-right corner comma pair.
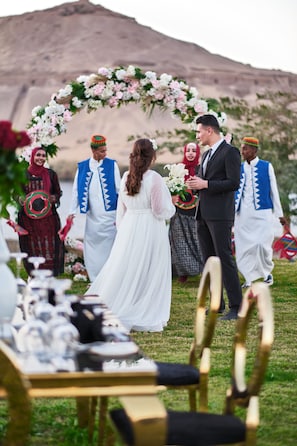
26,65 -> 227,160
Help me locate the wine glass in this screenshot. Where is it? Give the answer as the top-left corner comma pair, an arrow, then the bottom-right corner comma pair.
50,277 -> 74,315
28,256 -> 46,272
48,314 -> 79,359
10,252 -> 28,326
30,269 -> 53,298
51,278 -> 77,338
47,278 -> 79,370
23,269 -> 52,321
17,318 -> 49,356
10,252 -> 28,298
31,269 -> 54,323
0,317 -> 18,351
10,252 -> 28,281
51,278 -> 72,304
47,305 -> 79,371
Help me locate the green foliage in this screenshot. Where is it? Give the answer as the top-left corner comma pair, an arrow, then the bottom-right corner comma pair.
70,81 -> 87,101
42,142 -> 59,157
0,152 -> 28,218
217,92 -> 297,160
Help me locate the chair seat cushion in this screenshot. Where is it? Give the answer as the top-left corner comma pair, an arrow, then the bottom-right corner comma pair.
110,409 -> 246,446
166,410 -> 246,445
155,361 -> 200,386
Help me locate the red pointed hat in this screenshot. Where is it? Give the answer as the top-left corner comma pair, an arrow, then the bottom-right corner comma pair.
242,137 -> 259,148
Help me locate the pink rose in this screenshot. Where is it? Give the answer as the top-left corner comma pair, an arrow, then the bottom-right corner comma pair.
72,262 -> 84,274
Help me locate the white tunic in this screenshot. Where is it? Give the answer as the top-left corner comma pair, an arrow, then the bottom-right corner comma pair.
234,157 -> 283,283
87,170 -> 176,332
70,158 -> 121,281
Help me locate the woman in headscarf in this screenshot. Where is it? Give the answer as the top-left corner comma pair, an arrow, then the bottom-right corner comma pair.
18,147 -> 64,276
169,142 -> 204,282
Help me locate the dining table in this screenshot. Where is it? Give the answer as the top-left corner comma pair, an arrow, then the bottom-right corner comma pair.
0,295 -> 167,446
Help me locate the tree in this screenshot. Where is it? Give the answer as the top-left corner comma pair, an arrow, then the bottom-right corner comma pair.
217,92 -> 297,221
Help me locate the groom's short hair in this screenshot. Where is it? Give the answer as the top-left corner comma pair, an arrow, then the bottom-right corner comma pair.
196,114 -> 220,132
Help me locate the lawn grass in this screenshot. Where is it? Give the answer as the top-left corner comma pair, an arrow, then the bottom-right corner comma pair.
0,258 -> 296,445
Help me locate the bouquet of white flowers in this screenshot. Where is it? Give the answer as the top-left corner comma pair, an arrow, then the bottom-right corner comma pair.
164,163 -> 188,200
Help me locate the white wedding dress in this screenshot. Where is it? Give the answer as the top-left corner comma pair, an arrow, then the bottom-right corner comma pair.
87,169 -> 176,332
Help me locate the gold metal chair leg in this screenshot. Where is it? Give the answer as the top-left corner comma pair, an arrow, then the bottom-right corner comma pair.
88,396 -> 98,442
98,396 -> 108,446
76,397 -> 90,428
188,388 -> 197,412
198,373 -> 208,412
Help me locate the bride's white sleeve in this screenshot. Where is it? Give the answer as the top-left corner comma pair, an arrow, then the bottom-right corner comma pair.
116,174 -> 127,227
151,173 -> 176,220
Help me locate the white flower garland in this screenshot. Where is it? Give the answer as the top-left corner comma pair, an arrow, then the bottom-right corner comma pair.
25,65 -> 227,159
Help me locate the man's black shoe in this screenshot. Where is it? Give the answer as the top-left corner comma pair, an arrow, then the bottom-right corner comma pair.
219,309 -> 238,321
205,306 -> 225,315
218,302 -> 225,314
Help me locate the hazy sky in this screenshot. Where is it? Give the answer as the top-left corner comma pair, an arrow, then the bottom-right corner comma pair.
1,0 -> 296,74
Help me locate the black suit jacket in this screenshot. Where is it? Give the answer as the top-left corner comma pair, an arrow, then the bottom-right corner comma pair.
196,140 -> 241,221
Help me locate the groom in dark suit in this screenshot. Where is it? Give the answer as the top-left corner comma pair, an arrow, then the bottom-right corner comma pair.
186,114 -> 242,320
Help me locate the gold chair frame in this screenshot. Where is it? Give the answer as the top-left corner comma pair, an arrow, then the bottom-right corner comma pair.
224,281 -> 274,445
109,281 -> 274,446
158,255 -> 222,412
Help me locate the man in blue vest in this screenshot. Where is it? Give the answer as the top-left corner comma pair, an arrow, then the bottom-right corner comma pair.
68,134 -> 121,282
234,136 -> 286,288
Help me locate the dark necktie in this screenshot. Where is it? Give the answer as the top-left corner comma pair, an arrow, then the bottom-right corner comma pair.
203,148 -> 212,175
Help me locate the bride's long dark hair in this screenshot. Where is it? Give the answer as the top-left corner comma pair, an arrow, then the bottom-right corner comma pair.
126,139 -> 156,196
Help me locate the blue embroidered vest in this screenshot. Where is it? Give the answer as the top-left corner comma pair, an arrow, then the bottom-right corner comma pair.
235,160 -> 273,211
77,158 -> 118,213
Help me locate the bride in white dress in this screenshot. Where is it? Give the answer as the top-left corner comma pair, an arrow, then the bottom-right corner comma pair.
87,138 -> 176,332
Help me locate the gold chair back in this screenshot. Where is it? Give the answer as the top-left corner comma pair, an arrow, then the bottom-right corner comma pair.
224,282 -> 274,445
189,255 -> 222,411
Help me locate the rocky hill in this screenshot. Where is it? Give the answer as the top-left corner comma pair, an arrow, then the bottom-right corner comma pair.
1,0 -> 297,172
